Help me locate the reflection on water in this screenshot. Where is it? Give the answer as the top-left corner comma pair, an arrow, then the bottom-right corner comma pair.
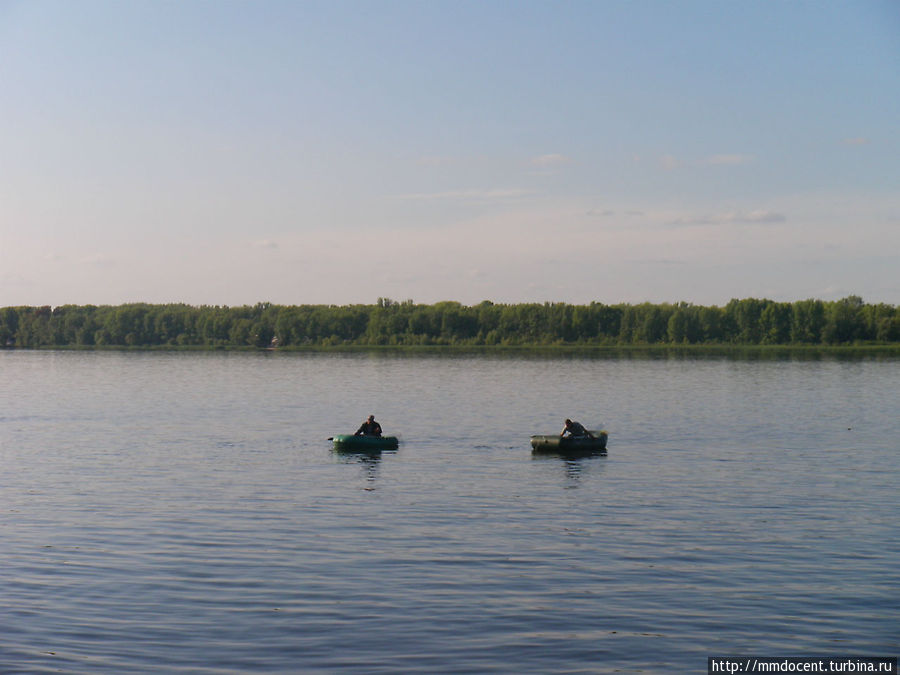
333,448 -> 397,490
532,452 -> 608,489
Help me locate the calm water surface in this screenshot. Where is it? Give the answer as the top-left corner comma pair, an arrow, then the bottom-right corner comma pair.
1,351 -> 898,673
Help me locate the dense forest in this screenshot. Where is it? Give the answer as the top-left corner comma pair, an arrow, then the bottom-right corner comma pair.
1,296 -> 899,349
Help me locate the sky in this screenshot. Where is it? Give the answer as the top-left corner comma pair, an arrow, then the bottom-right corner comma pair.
1,0 -> 898,308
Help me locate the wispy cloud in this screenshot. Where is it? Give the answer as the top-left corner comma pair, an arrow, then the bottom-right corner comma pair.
80,255 -> 116,269
842,137 -> 870,146
0,272 -> 34,288
670,210 -> 787,226
659,154 -> 681,171
251,239 -> 279,250
701,154 -> 754,166
416,155 -> 456,167
628,258 -> 687,265
393,188 -> 530,201
529,153 -> 571,167
655,153 -> 754,169
585,208 -> 645,218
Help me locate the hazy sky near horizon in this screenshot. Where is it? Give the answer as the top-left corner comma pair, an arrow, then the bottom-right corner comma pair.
2,0 -> 898,307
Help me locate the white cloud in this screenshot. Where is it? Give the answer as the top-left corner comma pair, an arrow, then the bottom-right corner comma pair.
842,137 -> 870,146
80,255 -> 116,269
628,258 -> 687,266
585,208 -> 646,221
652,153 -> 753,169
0,272 -> 34,289
416,155 -> 456,167
392,188 -> 530,201
529,153 -> 571,167
729,210 -> 786,224
701,154 -> 754,166
670,210 -> 787,226
659,154 -> 681,170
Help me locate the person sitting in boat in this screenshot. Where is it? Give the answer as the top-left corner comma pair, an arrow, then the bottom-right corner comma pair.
561,418 -> 594,439
355,415 -> 383,437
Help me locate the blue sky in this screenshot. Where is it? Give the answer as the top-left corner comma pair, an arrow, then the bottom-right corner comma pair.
2,0 -> 898,307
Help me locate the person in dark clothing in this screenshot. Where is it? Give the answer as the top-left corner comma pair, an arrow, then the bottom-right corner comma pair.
561,418 -> 594,439
355,415 -> 383,437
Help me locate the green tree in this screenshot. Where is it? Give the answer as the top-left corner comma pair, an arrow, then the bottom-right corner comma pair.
0,307 -> 20,346
760,302 -> 792,344
790,299 -> 825,343
725,298 -> 770,344
698,306 -> 724,342
822,296 -> 865,344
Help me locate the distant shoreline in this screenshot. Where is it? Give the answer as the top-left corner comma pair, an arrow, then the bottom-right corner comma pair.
7,343 -> 900,358
2,298 -> 898,350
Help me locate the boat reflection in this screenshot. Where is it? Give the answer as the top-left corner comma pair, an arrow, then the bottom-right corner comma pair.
332,447 -> 397,490
531,447 -> 608,459
531,450 -> 607,489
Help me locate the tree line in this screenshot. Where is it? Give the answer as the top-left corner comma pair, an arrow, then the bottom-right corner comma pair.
1,296 -> 899,349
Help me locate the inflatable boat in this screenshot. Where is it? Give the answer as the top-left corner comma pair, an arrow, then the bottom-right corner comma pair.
330,434 -> 399,451
530,430 -> 608,455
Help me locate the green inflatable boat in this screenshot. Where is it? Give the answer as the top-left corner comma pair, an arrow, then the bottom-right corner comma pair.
531,430 -> 608,455
331,434 -> 399,451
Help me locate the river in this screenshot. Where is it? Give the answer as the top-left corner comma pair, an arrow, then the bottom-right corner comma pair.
1,350 -> 897,673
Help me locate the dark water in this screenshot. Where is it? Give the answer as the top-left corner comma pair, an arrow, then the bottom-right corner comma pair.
1,351 -> 898,673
